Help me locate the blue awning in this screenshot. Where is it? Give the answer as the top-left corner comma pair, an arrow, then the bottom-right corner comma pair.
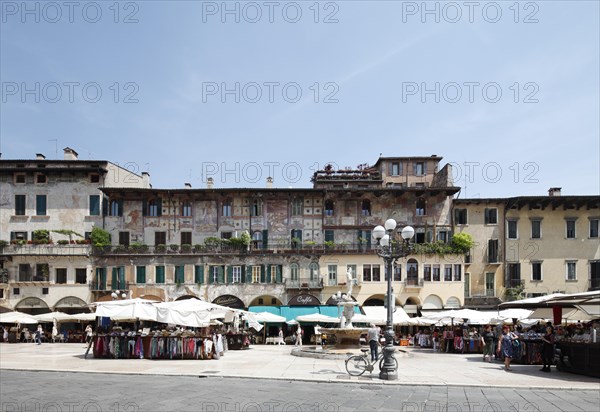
248,305 -> 360,322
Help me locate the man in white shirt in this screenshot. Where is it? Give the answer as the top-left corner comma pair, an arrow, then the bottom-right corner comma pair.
367,324 -> 380,362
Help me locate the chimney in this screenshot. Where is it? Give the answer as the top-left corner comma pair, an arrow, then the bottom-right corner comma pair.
266,177 -> 273,188
184,182 -> 192,189
207,177 -> 214,189
63,147 -> 79,161
548,187 -> 562,197
142,172 -> 150,188
36,153 -> 46,160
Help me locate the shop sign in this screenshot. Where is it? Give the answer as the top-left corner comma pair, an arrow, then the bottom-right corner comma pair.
288,294 -> 320,306
212,295 -> 245,309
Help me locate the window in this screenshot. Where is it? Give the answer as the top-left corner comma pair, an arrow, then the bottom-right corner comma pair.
154,231 -> 166,246
328,265 -> 337,286
251,198 -> 263,217
393,264 -> 402,282
252,266 -> 261,283
566,219 -> 576,239
11,231 -> 27,243
222,199 -> 232,217
361,200 -> 371,217
252,231 -> 263,249
90,173 -> 100,183
324,230 -> 334,243
145,199 -> 162,217
232,266 -> 242,283
13,288 -> 20,295
416,198 -> 426,216
590,261 -> 600,289
55,268 -> 67,284
531,219 -> 542,239
414,162 -> 425,176
291,229 -> 302,248
432,265 -> 441,282
35,195 -> 47,216
34,264 -> 49,282
424,265 -> 431,281
136,266 -> 146,284
437,230 -> 448,243
531,262 -> 542,281
180,200 -> 192,217
118,231 -> 130,246
453,264 -> 462,281
270,266 -> 280,283
89,195 -> 100,216
454,208 -> 467,225
590,219 -> 599,238
444,265 -> 452,281
390,162 -> 401,176
485,273 -> 495,296
36,173 -> 47,184
309,262 -> 319,280
220,231 -> 232,240
324,200 -> 334,217
484,208 -> 498,225
488,239 -> 499,263
507,263 -> 521,287
15,195 -> 26,215
291,198 -> 303,216
14,173 -> 25,184
566,261 -> 577,281
109,199 -> 123,216
507,220 -> 518,239
346,264 -> 357,283
362,264 -> 380,282
175,266 -> 185,284
194,265 -> 204,284
290,263 -> 299,281
155,266 -> 165,284
75,268 -> 87,284
0,290 -> 4,299
181,232 -> 192,246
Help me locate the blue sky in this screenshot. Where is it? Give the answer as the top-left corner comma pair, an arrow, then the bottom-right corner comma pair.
1,0 -> 598,197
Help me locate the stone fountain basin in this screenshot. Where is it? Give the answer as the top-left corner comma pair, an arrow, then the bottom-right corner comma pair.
320,328 -> 369,349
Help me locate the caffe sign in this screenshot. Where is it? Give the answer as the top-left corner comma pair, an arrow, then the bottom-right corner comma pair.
212,295 -> 245,309
288,294 -> 320,306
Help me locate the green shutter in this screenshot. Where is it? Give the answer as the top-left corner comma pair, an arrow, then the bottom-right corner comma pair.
246,266 -> 252,283
96,268 -> 106,290
142,200 -> 148,216
118,267 -> 125,289
208,266 -> 214,284
266,266 -> 272,283
276,265 -> 282,283
175,266 -> 184,283
262,229 -> 268,249
240,266 -> 246,283
36,195 -> 46,216
218,266 -> 225,284
260,265 -> 266,283
156,266 -> 165,284
227,266 -> 233,284
111,267 -> 118,289
136,266 -> 146,284
195,265 -> 204,284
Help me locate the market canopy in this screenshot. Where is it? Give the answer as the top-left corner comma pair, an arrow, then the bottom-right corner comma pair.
362,306 -> 411,325
250,312 -> 286,323
0,311 -> 39,324
498,293 -> 567,309
93,298 -> 158,321
33,312 -> 74,323
295,313 -> 340,323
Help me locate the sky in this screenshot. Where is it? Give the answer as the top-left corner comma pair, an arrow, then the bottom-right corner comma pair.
1,0 -> 599,198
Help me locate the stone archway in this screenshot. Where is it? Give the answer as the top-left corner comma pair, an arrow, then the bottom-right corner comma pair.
15,297 -> 50,315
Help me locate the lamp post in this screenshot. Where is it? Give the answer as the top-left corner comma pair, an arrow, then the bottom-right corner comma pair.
372,219 -> 414,380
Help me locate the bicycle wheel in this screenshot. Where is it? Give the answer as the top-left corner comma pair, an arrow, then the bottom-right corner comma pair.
379,355 -> 399,371
346,355 -> 368,376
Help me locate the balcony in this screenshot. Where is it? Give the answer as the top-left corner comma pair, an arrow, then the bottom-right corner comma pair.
286,279 -> 323,290
89,281 -> 129,292
0,244 -> 91,256
404,278 -> 424,288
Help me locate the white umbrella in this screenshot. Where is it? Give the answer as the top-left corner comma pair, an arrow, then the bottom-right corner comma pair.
34,312 -> 74,323
94,298 -> 158,321
286,320 -> 298,325
69,312 -> 97,322
250,312 -> 286,323
295,313 -> 339,323
0,311 -> 39,324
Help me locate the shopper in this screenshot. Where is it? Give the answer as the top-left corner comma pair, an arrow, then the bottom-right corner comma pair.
540,326 -> 555,372
295,326 -> 303,346
35,324 -> 43,345
85,324 -> 93,344
481,325 -> 495,363
497,325 -> 517,371
367,323 -> 380,362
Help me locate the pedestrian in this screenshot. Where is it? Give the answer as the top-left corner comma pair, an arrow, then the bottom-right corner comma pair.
497,325 -> 517,371
540,326 -> 555,372
35,324 -> 43,345
278,327 -> 285,345
481,325 -> 496,362
2,326 -> 8,343
367,323 -> 380,362
85,324 -> 93,346
295,326 -> 303,346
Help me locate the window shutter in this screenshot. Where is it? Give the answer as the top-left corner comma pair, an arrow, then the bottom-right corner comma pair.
195,265 -> 204,284
388,162 -> 393,176
262,229 -> 268,249
240,266 -> 246,283
118,200 -> 123,216
423,162 -> 428,175
266,266 -> 272,283
413,162 -> 417,175
276,265 -> 282,283
111,267 -> 118,289
157,198 -> 162,216
245,266 -> 252,283
142,200 -> 148,216
118,267 -> 125,289
218,266 -> 225,283
399,162 -> 403,176
260,265 -> 266,283
102,197 -> 108,216
227,266 -> 233,284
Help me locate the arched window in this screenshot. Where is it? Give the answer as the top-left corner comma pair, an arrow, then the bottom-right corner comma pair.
180,200 -> 192,217
251,198 -> 263,217
290,263 -> 299,281
407,259 -> 419,285
252,231 -> 263,249
325,200 -> 334,217
416,198 -> 426,216
309,262 -> 319,281
222,199 -> 232,217
361,199 -> 371,216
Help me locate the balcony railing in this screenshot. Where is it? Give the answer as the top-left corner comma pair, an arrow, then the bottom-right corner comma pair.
404,278 -> 424,287
89,281 -> 128,291
286,279 -> 323,289
0,244 -> 91,256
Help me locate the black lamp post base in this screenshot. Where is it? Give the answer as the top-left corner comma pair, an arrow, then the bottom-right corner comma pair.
379,368 -> 398,380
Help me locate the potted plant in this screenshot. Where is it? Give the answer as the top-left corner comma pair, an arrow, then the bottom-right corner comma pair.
155,244 -> 167,253
181,244 -> 192,253
169,244 -> 180,253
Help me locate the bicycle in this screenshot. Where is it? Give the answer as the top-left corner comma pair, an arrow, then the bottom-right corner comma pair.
345,348 -> 399,376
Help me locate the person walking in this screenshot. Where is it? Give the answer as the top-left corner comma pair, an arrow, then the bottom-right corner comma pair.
295,326 -> 303,346
481,325 -> 495,362
2,326 -> 8,343
367,323 -> 380,362
35,324 -> 43,345
540,326 -> 555,372
497,325 -> 517,371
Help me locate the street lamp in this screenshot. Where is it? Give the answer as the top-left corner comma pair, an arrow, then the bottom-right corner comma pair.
372,219 -> 414,380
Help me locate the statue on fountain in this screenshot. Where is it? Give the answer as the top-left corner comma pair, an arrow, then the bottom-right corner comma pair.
339,268 -> 356,328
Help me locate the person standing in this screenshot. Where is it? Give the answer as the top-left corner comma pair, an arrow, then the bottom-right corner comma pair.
482,325 -> 495,363
367,323 -> 380,362
540,326 -> 555,372
35,324 -> 43,345
295,326 -> 303,346
2,326 -> 8,343
497,325 -> 516,371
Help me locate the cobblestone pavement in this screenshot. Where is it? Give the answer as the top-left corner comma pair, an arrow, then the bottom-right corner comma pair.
0,370 -> 598,412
